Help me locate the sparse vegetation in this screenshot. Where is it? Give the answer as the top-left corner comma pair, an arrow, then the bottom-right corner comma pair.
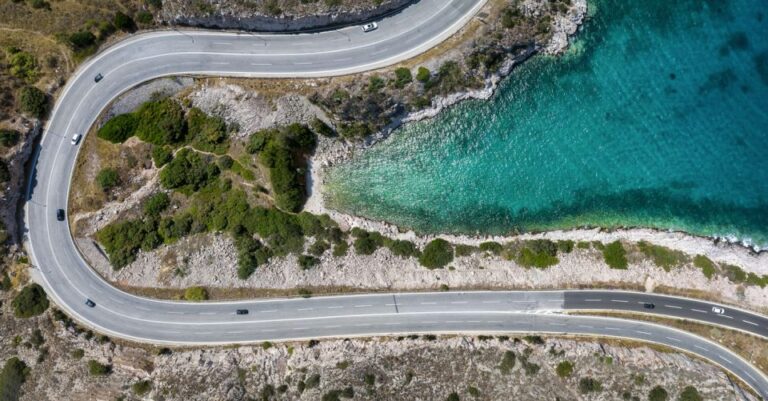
693,255 -> 717,279
18,86 -> 47,118
132,380 -> 152,396
637,241 -> 688,271
498,350 -> 516,374
87,360 -> 111,376
578,377 -> 602,393
678,386 -> 702,401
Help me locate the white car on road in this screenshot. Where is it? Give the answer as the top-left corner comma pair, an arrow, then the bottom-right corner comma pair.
362,22 -> 378,32
71,134 -> 82,145
711,306 -> 725,314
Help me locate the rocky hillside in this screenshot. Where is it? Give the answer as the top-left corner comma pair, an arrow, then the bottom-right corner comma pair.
159,0 -> 415,31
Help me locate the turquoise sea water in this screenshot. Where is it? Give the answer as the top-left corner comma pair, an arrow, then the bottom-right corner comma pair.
325,0 -> 768,248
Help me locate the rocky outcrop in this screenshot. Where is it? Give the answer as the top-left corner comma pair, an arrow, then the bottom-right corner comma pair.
160,0 -> 415,32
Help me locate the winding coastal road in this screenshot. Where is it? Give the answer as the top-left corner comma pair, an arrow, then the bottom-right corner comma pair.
21,0 -> 768,397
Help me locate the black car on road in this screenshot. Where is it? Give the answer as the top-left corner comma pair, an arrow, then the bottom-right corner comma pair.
56,209 -> 65,221
236,309 -> 249,315
85,299 -> 96,307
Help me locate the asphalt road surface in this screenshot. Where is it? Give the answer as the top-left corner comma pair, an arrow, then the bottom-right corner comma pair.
21,0 -> 768,396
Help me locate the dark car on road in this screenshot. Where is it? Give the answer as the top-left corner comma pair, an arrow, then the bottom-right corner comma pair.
643,303 -> 655,309
236,309 -> 249,315
56,209 -> 65,221
85,299 -> 96,307
94,73 -> 103,82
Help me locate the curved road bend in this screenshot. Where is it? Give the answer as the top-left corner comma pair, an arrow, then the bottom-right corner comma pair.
21,0 -> 768,397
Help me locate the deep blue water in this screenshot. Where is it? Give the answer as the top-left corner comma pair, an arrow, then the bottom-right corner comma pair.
326,0 -> 768,248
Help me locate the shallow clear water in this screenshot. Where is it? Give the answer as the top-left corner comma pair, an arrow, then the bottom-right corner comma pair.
326,0 -> 768,247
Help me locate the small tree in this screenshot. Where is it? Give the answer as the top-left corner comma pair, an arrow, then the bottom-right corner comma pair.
12,284 -> 49,318
96,168 -> 120,191
143,192 -> 170,216
419,239 -> 453,269
113,11 -> 137,32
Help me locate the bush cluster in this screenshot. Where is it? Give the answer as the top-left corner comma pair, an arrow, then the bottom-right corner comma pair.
159,148 -> 219,192
187,107 -> 228,153
184,286 -> 208,301
96,168 -> 120,191
247,123 -> 317,212
514,239 -> 559,268
0,129 -> 20,147
87,360 -> 111,376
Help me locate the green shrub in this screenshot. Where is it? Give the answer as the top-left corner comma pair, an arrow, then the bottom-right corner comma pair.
298,255 -> 320,270
187,107 -> 228,154
394,67 -> 413,88
97,219 -> 160,268
516,240 -> 559,268
134,98 -> 186,145
234,234 -> 269,279
159,148 -> 219,192
498,350 -> 515,374
556,360 -> 574,377
368,75 -> 386,92
0,357 -> 29,401
143,192 -> 170,216
723,264 -> 746,283
416,66 -> 431,83
419,239 -> 453,269
678,386 -> 702,401
255,124 -> 316,212
0,160 -> 9,183
467,386 -> 480,397
184,286 -> 208,301
152,145 -> 173,167
693,255 -> 717,279
648,385 -> 668,401
578,377 -> 602,393
479,241 -> 502,255
501,7 -> 521,29
9,51 -> 38,82
304,373 -> 320,389
132,380 -> 152,396
29,329 -> 44,348
12,284 -> 49,318
136,11 -> 153,24
637,241 -> 688,271
97,113 -> 137,143
576,241 -> 591,249
310,118 -> 335,137
113,11 -> 136,32
446,393 -> 460,401
557,240 -> 574,253
353,230 -> 384,255
454,244 -> 477,257
96,168 -> 120,191
338,122 -> 371,139
332,241 -> 349,257
363,373 -> 375,386
602,241 -> 628,269
0,130 -> 20,147
387,239 -> 419,258
68,31 -> 96,50
87,360 -> 111,376
18,86 -> 47,118
71,349 -> 85,359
